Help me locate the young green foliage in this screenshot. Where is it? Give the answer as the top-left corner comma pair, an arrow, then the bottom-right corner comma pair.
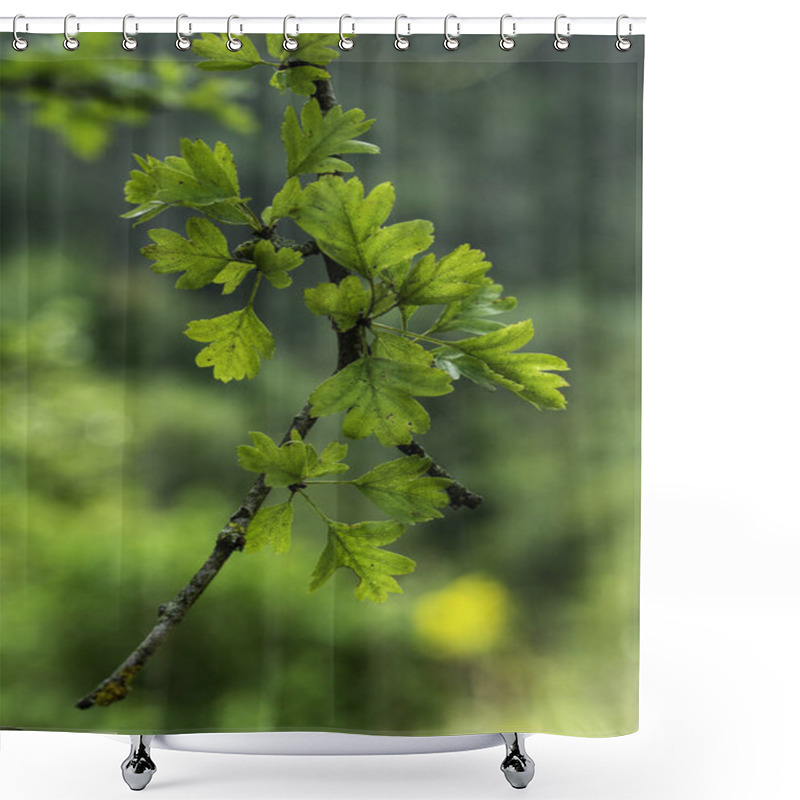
429,277 -> 518,335
309,350 -> 453,446
184,307 -> 274,382
244,501 -> 294,555
237,430 -> 349,487
352,456 -> 451,523
123,139 -> 253,226
435,320 -> 569,409
266,33 -> 341,67
282,100 -> 380,177
261,177 -> 303,228
309,520 -> 415,603
292,176 -> 434,278
304,275 -> 371,332
192,34 -> 267,71
142,217 -> 241,289
398,244 -> 493,305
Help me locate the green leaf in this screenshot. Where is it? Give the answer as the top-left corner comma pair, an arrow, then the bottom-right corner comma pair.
244,501 -> 293,554
266,33 -> 341,66
142,217 -> 239,289
309,520 -> 415,603
185,307 -> 275,382
261,177 -> 303,227
270,64 -> 330,96
430,277 -> 517,334
399,244 -> 492,305
123,139 -> 252,226
282,100 -> 379,177
372,333 -> 433,367
253,240 -> 304,289
237,430 -> 349,486
303,275 -> 371,332
193,33 -> 266,70
445,320 -> 569,409
353,456 -> 451,523
293,177 -> 391,275
309,355 -> 453,446
212,261 -> 255,295
292,177 -> 430,278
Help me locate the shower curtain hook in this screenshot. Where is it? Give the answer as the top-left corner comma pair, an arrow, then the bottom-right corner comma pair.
121,15 -> 138,51
553,14 -> 570,51
283,15 -> 299,51
394,15 -> 410,50
615,15 -> 632,51
12,14 -> 28,51
339,14 -> 355,50
175,14 -> 192,50
443,14 -> 460,51
63,14 -> 79,51
499,14 -> 516,50
226,15 -> 243,51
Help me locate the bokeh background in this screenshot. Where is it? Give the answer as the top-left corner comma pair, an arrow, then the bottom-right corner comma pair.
0,34 -> 641,736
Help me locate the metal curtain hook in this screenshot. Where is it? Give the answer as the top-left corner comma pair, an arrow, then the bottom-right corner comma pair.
443,14 -> 460,51
499,14 -> 516,50
227,15 -> 243,51
12,14 -> 28,51
63,14 -> 79,50
283,15 -> 299,51
553,14 -> 570,51
394,15 -> 410,50
176,14 -> 192,50
122,14 -> 138,51
339,14 -> 355,50
616,14 -> 632,51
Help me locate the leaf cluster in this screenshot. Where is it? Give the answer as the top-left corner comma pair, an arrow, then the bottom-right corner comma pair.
122,34 -> 570,603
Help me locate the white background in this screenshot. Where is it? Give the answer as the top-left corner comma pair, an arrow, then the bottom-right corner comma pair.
2,1 -> 799,798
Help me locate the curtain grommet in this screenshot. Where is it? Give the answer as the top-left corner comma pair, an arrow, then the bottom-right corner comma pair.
443,14 -> 460,51
394,15 -> 410,50
339,15 -> 355,50
12,15 -> 28,51
283,15 -> 299,51
553,14 -> 570,51
615,15 -> 632,51
175,14 -> 192,51
63,13 -> 79,51
121,15 -> 138,51
499,14 -> 516,51
226,15 -> 243,52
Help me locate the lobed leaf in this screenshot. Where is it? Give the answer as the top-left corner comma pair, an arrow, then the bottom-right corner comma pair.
123,139 -> 252,226
399,244 -> 492,306
142,217 -> 240,289
266,33 -> 341,66
444,320 -> 570,408
430,277 -> 517,335
309,520 -> 415,603
185,306 -> 275,382
353,456 -> 451,523
304,275 -> 371,332
261,177 -> 303,227
192,33 -> 266,71
237,430 -> 349,486
282,99 -> 379,177
270,64 -> 331,96
253,240 -> 304,289
244,501 -> 294,554
309,355 -> 453,446
292,176 -> 432,278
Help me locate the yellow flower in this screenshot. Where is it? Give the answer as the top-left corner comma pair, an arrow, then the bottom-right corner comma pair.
412,574 -> 510,657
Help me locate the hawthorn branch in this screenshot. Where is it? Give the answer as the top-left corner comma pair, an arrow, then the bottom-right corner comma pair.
398,441 -> 483,510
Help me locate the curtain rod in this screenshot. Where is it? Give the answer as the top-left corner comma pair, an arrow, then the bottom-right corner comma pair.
0,16 -> 646,37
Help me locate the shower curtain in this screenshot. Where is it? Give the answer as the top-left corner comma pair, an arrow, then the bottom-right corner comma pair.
0,31 -> 643,738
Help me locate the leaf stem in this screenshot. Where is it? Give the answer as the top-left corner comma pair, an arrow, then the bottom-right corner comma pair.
298,489 -> 331,522
247,272 -> 262,307
371,322 -> 448,348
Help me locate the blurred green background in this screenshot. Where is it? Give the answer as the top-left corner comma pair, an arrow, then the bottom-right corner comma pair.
0,35 -> 641,736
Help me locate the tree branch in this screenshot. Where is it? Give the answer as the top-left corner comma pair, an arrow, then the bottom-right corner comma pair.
397,441 -> 483,510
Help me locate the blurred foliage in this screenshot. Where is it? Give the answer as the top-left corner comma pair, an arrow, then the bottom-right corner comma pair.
0,35 -> 640,736
0,34 -> 257,158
